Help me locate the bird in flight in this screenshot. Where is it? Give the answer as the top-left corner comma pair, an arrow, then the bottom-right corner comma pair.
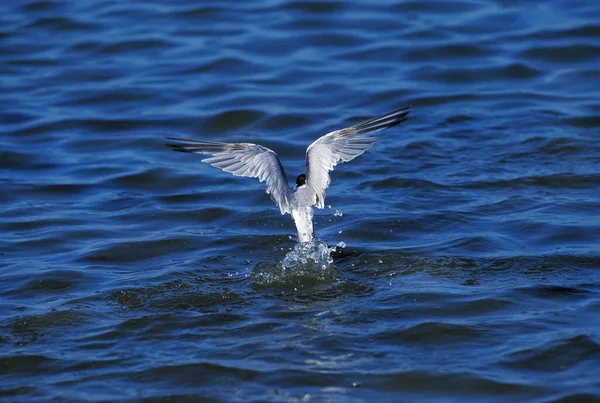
166,106 -> 410,243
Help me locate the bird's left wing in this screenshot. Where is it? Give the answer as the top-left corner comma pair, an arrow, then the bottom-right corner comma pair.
305,106 -> 410,208
166,137 -> 293,214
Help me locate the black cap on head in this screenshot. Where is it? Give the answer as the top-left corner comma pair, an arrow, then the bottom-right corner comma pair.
296,174 -> 306,187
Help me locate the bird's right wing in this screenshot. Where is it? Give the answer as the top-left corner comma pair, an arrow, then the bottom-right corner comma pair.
305,106 -> 410,208
166,137 -> 293,214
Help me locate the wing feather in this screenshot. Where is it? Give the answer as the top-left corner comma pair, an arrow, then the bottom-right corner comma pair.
305,106 -> 410,208
166,137 -> 292,214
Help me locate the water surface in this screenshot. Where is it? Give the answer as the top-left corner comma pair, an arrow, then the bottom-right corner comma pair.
1,0 -> 600,401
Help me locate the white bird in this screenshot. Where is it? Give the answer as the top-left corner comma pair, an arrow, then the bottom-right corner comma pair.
166,106 -> 410,243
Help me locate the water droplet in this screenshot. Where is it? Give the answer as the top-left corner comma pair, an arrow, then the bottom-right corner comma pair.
334,209 -> 343,217
378,259 -> 383,264
338,230 -> 343,234
337,241 -> 346,248
251,241 -> 338,287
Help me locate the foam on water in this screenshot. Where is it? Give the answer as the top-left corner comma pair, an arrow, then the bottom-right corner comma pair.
252,241 -> 340,288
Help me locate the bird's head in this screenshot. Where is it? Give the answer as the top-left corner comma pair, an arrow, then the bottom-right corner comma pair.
296,173 -> 306,187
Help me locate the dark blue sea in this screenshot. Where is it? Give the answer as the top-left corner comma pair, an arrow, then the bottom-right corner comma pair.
2,0 -> 600,402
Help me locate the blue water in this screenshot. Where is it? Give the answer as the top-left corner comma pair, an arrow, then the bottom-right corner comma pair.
2,0 -> 600,401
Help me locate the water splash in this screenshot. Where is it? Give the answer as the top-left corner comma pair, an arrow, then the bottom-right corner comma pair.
252,241 -> 340,288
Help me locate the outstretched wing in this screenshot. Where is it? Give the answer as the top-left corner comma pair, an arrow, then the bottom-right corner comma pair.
166,137 -> 292,214
305,106 -> 410,208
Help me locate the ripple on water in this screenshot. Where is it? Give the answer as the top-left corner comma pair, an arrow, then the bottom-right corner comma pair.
503,335 -> 600,372
2,0 -> 600,401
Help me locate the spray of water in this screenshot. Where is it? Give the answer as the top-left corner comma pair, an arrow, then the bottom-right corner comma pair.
252,241 -> 342,288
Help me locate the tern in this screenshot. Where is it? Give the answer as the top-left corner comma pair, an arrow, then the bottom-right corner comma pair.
166,106 -> 410,243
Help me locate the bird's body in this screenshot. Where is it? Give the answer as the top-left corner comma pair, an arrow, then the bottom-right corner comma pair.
290,184 -> 315,242
167,106 -> 410,243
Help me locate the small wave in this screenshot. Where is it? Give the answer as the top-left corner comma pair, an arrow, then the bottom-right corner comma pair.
503,334 -> 600,372
252,241 -> 340,288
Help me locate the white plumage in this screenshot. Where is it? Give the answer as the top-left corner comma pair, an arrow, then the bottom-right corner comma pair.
167,106 -> 410,243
